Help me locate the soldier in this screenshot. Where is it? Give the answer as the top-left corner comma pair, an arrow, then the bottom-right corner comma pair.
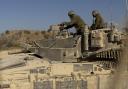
90,10 -> 104,30
60,10 -> 87,53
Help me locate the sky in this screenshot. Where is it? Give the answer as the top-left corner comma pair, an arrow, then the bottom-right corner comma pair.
0,0 -> 126,32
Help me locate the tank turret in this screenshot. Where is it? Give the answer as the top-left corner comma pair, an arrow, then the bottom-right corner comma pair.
22,25 -> 123,67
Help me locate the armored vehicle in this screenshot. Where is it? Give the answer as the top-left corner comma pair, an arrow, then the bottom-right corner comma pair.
0,24 -> 125,89
25,25 -> 123,68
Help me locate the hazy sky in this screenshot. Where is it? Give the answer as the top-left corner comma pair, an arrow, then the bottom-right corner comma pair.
0,0 -> 126,32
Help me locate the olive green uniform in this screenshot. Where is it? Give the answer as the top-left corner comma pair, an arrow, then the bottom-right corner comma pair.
91,14 -> 104,30
64,14 -> 86,35
63,14 -> 86,52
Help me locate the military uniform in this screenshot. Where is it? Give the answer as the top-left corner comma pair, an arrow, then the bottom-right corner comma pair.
91,10 -> 104,30
62,11 -> 87,52
64,14 -> 86,35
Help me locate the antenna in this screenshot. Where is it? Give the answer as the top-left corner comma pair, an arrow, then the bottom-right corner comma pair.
109,0 -> 113,30
124,0 -> 128,32
124,0 -> 128,21
126,0 -> 128,13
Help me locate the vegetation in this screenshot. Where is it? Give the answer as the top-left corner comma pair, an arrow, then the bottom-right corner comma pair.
0,29 -> 52,50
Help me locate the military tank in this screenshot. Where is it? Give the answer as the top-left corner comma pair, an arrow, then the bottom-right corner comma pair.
0,24 -> 125,89
25,24 -> 123,68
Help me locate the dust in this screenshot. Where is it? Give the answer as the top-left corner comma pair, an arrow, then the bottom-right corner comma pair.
109,18 -> 128,89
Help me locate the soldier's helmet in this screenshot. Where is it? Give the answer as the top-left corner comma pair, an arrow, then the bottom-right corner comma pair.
68,10 -> 75,16
92,10 -> 99,17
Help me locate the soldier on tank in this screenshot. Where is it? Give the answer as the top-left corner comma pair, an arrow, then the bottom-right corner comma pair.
90,10 -> 105,30
59,10 -> 87,53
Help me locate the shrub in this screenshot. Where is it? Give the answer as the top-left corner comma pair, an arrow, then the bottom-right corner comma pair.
5,30 -> 10,34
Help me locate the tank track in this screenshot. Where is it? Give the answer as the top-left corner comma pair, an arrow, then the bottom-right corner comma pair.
82,47 -> 122,69
95,49 -> 121,60
95,48 -> 122,69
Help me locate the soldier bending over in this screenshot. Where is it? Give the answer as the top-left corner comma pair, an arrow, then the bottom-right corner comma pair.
60,10 -> 87,53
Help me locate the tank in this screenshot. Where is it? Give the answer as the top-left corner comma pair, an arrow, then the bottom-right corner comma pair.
25,25 -> 123,67
0,25 -> 126,89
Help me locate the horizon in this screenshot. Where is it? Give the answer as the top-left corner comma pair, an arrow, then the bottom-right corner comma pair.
0,0 -> 126,32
